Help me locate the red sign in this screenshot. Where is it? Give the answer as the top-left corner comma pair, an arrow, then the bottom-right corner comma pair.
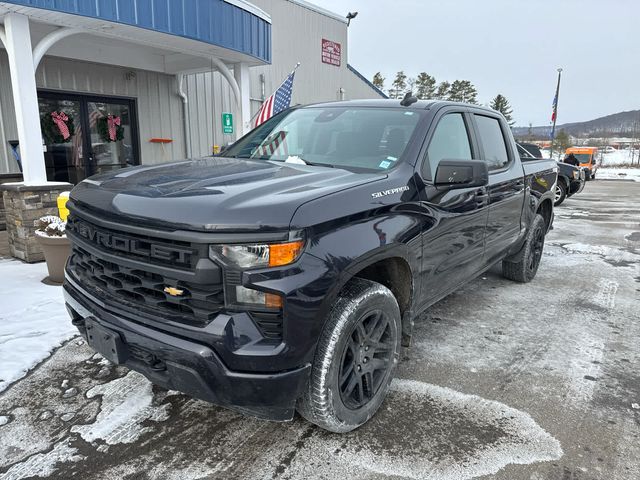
321,39 -> 341,67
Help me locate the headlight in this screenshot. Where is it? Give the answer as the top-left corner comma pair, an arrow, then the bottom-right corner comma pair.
572,170 -> 579,179
210,240 -> 304,269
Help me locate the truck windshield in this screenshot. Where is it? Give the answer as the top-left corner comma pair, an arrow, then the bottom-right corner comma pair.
223,107 -> 422,171
572,153 -> 593,164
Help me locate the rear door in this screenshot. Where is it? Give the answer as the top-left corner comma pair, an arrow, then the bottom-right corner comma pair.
417,108 -> 489,306
471,112 -> 525,265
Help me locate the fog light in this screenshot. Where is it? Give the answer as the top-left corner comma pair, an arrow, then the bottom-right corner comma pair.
235,286 -> 283,308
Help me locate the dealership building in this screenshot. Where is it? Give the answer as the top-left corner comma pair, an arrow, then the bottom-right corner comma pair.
0,0 -> 385,261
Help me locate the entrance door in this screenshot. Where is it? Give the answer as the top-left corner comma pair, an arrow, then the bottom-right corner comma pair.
39,96 -> 84,184
38,91 -> 139,183
86,100 -> 137,177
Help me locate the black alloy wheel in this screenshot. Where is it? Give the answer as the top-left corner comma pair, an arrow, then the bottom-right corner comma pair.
527,223 -> 545,274
338,310 -> 394,410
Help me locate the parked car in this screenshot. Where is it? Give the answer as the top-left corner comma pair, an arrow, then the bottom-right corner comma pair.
565,147 -> 598,179
517,143 -> 585,206
63,99 -> 557,432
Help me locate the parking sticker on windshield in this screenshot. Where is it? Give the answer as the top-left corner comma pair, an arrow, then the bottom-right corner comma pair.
379,160 -> 392,169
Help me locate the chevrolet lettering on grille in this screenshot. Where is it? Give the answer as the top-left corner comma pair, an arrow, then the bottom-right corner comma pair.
72,219 -> 192,264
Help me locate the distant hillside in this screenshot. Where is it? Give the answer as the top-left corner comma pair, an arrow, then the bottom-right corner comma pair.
513,109 -> 640,138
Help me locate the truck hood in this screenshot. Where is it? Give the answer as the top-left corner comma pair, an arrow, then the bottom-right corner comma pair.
70,157 -> 383,231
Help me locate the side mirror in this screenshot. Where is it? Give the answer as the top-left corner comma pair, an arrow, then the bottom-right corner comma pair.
434,159 -> 489,189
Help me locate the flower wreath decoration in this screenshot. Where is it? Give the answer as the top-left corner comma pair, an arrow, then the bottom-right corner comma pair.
41,111 -> 76,144
97,114 -> 125,143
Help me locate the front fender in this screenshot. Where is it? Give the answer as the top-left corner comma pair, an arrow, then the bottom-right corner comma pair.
304,209 -> 423,333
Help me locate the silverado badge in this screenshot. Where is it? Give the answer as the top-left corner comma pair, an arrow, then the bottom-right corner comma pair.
164,286 -> 184,296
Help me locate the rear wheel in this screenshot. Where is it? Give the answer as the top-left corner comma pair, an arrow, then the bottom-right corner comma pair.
502,214 -> 546,283
297,278 -> 401,433
554,182 -> 567,206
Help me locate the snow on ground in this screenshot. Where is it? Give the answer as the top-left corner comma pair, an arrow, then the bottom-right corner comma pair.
600,149 -> 639,166
0,260 -> 76,393
596,167 -> 640,181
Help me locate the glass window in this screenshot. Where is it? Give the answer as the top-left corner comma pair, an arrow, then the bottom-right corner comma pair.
475,115 -> 510,171
223,107 -> 423,172
425,113 -> 472,177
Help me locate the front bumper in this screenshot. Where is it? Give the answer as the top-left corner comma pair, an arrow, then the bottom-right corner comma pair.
64,281 -> 310,421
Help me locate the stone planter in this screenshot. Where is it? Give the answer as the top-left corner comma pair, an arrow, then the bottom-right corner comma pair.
35,231 -> 70,283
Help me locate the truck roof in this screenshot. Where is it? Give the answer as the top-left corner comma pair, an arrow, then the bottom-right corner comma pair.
566,147 -> 598,153
305,98 -> 498,113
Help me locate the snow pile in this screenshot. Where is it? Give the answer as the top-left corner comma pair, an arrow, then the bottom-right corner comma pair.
0,259 -> 76,393
71,371 -> 171,445
596,167 -> 640,181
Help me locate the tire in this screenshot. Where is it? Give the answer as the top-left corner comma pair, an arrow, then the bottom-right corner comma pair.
554,182 -> 567,206
502,214 -> 546,283
297,278 -> 401,433
591,172 -> 596,180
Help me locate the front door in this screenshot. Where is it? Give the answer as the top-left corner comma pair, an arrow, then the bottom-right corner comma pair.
418,110 -> 489,307
38,91 -> 139,184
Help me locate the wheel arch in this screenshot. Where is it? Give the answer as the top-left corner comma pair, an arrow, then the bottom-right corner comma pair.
537,198 -> 553,230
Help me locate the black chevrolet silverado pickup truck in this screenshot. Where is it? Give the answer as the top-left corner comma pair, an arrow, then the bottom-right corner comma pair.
63,99 -> 557,432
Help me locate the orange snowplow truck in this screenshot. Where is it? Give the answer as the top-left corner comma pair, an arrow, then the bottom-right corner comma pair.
565,147 -> 598,180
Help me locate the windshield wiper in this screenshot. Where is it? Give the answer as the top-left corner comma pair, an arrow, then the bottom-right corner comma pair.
300,160 -> 335,168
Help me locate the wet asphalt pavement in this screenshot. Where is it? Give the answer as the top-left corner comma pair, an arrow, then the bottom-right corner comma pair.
1,180 -> 639,480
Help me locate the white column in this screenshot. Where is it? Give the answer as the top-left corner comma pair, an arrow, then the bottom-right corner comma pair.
233,62 -> 251,137
4,13 -> 47,185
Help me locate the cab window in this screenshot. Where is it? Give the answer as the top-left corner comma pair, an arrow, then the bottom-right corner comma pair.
474,115 -> 510,171
424,113 -> 472,178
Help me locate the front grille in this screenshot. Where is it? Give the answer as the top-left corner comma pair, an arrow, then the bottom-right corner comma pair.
66,215 -> 199,270
68,245 -> 224,327
67,212 -> 285,341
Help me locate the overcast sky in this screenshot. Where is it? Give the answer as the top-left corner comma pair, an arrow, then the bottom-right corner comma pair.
311,0 -> 639,126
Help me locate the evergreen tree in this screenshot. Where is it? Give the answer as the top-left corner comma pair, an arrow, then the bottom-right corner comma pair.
490,94 -> 515,126
372,72 -> 385,91
553,129 -> 571,154
448,80 -> 478,104
434,81 -> 450,100
415,72 -> 436,99
390,71 -> 408,99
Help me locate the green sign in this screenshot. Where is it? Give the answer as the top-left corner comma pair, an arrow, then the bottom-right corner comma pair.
222,113 -> 233,134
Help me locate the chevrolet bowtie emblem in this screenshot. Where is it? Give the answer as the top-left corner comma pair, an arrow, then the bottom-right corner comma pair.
164,286 -> 184,296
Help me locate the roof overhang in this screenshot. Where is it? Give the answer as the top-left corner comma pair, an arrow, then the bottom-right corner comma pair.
0,0 -> 271,73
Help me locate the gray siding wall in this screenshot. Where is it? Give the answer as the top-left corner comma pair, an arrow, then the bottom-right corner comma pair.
0,51 -> 187,172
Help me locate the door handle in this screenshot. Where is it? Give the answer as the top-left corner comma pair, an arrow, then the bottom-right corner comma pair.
474,188 -> 489,205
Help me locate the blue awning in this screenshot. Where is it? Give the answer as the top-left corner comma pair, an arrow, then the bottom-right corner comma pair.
0,0 -> 271,63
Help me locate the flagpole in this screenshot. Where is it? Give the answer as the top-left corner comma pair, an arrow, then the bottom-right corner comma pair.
549,67 -> 563,159
249,63 -> 301,125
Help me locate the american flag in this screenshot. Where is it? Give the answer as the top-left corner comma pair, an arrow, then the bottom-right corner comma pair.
254,71 -> 296,127
258,130 -> 288,157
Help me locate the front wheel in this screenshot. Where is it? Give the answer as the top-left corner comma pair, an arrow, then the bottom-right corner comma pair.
554,182 -> 567,206
297,278 -> 401,433
502,214 -> 547,283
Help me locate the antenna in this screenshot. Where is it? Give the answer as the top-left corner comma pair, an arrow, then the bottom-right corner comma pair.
400,91 -> 418,107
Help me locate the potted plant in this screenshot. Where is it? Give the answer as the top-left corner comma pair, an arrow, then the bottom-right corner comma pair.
34,215 -> 70,283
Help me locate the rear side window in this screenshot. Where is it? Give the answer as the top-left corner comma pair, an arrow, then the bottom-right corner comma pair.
475,115 -> 510,171
425,113 -> 472,177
